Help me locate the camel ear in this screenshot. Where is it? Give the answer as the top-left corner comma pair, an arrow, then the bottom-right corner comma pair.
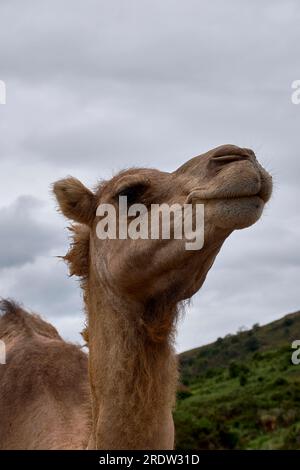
53,177 -> 97,226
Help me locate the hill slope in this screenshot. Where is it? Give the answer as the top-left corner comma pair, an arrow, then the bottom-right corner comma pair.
174,311 -> 300,449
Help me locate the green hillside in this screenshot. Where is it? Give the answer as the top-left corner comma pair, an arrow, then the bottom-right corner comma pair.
174,311 -> 300,449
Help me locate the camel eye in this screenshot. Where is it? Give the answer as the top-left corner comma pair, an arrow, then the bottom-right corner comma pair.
116,183 -> 148,206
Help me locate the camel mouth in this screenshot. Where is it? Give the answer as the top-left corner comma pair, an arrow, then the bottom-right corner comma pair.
213,191 -> 268,203
218,170 -> 272,204
187,167 -> 272,205
187,190 -> 267,205
190,192 -> 270,207
212,194 -> 263,203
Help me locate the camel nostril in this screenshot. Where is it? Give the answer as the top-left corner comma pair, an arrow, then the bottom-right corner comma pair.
211,154 -> 249,164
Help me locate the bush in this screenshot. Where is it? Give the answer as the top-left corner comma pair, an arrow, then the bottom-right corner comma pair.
245,336 -> 259,352
229,361 -> 240,379
273,377 -> 288,387
219,427 -> 240,449
239,374 -> 248,386
177,390 -> 192,400
177,382 -> 193,400
281,424 -> 300,449
253,351 -> 263,361
229,361 -> 250,379
231,335 -> 240,344
283,318 -> 294,327
205,368 -> 219,379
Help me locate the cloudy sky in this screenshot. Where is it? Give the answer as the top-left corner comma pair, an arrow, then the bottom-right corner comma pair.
0,0 -> 299,352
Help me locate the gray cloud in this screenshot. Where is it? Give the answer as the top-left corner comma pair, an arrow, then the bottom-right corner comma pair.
0,196 -> 64,269
0,255 -> 84,343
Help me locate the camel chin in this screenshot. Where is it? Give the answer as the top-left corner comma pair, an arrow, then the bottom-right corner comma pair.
206,195 -> 266,230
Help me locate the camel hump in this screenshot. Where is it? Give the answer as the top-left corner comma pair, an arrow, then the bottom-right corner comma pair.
0,299 -> 61,340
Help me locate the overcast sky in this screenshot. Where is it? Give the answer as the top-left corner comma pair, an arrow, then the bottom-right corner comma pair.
0,0 -> 299,352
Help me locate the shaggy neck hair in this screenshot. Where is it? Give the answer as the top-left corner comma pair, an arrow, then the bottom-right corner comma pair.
64,224 -> 179,449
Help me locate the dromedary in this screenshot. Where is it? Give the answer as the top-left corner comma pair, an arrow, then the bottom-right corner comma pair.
0,145 -> 272,449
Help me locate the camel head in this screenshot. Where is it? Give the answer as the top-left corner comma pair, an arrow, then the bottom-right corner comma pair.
53,144 -> 272,334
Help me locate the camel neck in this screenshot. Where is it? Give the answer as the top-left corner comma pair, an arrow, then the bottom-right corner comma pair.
85,278 -> 178,450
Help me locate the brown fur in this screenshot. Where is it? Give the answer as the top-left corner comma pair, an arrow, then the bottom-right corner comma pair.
64,224 -> 90,278
0,300 -> 91,449
53,177 -> 97,226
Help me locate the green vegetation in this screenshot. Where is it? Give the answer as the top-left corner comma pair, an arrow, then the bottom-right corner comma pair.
174,311 -> 300,449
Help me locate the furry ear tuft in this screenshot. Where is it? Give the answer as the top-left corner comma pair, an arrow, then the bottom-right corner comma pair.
53,177 -> 96,225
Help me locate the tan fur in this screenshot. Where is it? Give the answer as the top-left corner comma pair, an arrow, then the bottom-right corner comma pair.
1,145 -> 272,449
53,177 -> 97,226
0,301 -> 91,449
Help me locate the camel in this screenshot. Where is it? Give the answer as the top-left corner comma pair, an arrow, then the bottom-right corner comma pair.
0,144 -> 272,449
0,300 -> 90,449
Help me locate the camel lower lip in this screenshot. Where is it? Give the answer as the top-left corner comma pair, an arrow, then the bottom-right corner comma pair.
225,194 -> 263,201
230,195 -> 265,203
199,194 -> 264,202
